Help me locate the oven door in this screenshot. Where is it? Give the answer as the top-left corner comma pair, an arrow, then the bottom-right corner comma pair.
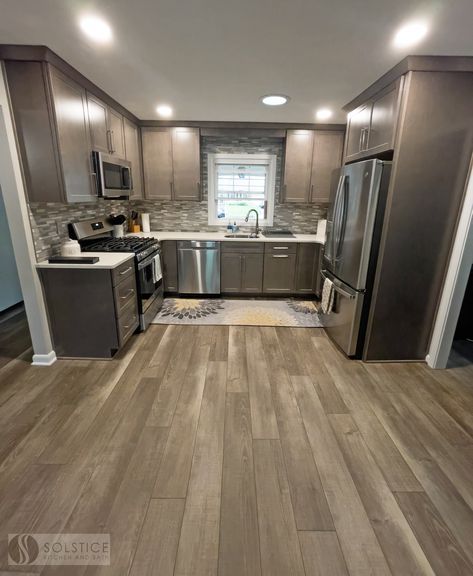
137,251 -> 163,313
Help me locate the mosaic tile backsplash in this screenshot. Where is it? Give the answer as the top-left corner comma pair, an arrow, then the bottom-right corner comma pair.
28,134 -> 327,261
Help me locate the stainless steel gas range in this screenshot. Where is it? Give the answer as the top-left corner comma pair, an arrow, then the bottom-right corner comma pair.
70,218 -> 163,330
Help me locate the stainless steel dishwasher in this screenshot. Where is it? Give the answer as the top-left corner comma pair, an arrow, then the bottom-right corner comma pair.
177,241 -> 221,294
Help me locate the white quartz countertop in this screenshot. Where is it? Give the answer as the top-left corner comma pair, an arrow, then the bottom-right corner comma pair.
128,230 -> 326,244
36,252 -> 134,270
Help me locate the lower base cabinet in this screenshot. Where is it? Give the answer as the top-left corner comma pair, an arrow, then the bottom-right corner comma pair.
162,240 -> 178,293
295,243 -> 322,295
263,243 -> 297,293
38,259 -> 138,358
221,243 -> 264,294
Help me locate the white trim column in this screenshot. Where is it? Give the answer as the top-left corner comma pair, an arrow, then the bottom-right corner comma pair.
427,156 -> 473,369
0,66 -> 56,366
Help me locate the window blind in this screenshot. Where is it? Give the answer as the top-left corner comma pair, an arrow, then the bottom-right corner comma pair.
215,163 -> 267,201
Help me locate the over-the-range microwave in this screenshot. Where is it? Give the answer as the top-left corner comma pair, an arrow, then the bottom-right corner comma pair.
92,150 -> 132,198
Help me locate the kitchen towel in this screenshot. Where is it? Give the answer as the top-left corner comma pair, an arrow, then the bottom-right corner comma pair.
321,277 -> 335,314
152,254 -> 162,283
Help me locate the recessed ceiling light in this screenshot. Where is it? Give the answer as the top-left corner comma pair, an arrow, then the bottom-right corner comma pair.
79,15 -> 113,44
156,104 -> 173,118
261,95 -> 289,106
316,108 -> 333,121
393,21 -> 429,48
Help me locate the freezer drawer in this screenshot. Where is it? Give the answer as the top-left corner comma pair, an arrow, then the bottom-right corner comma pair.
320,270 -> 364,356
177,241 -> 220,294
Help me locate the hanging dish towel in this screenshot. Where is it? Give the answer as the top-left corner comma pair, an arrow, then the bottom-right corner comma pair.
321,277 -> 335,314
152,254 -> 162,283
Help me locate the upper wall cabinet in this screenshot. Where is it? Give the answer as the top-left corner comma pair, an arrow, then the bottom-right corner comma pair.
5,61 -> 96,203
283,129 -> 344,203
123,118 -> 143,199
87,94 -> 126,158
141,127 -> 201,201
344,78 -> 404,163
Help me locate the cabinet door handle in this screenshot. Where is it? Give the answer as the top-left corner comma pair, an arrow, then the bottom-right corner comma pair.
273,246 -> 289,250
110,130 -> 116,153
273,255 -> 289,258
310,183 -> 314,201
197,182 -> 201,200
119,266 -> 133,275
170,182 -> 174,198
120,289 -> 135,299
107,129 -> 112,153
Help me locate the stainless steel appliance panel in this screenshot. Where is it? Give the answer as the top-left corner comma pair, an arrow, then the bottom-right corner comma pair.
320,269 -> 364,356
178,241 -> 220,294
324,159 -> 384,290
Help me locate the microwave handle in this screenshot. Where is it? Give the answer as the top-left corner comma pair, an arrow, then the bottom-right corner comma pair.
122,166 -> 131,190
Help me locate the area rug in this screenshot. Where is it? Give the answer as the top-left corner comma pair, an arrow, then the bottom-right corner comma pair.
152,298 -> 323,327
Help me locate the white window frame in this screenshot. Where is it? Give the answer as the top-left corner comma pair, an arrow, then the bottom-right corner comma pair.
207,152 -> 276,227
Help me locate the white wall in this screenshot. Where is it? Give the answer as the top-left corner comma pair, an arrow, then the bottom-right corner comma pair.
0,67 -> 56,366
0,185 -> 22,311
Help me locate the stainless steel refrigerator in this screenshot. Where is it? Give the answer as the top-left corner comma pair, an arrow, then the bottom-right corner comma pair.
321,159 -> 391,357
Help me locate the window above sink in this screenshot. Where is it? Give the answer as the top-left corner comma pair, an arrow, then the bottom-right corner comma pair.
207,153 -> 276,227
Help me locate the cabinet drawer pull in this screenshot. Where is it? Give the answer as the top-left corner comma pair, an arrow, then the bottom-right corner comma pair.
119,266 -> 133,275
120,289 -> 135,299
273,246 -> 289,250
273,255 -> 289,258
122,316 -> 136,330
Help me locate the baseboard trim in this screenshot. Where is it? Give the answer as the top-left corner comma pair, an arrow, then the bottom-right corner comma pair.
31,350 -> 57,366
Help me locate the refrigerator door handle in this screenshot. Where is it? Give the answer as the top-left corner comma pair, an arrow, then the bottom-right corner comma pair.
330,174 -> 344,265
332,174 -> 348,264
321,269 -> 357,299
335,175 -> 350,260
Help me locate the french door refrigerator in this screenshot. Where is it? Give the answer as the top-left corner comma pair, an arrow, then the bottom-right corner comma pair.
321,159 -> 391,357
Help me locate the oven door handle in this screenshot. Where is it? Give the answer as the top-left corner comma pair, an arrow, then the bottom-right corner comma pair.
138,251 -> 161,270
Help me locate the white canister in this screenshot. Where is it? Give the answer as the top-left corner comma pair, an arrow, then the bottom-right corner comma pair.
113,224 -> 124,238
61,239 -> 81,256
141,213 -> 150,233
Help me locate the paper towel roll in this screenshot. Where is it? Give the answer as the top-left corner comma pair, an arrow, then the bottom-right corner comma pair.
141,213 -> 150,233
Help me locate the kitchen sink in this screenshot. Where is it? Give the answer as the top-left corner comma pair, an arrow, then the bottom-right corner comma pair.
224,234 -> 259,239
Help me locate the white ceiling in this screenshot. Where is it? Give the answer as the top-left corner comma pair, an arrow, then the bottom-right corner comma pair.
1,0 -> 473,123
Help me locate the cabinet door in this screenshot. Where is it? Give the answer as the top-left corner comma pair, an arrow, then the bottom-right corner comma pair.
124,118 -> 143,199
87,94 -> 109,153
283,130 -> 314,203
344,104 -> 371,161
366,79 -> 402,154
49,67 -> 96,203
142,128 -> 173,199
295,244 -> 319,293
310,131 -> 344,203
263,253 -> 296,293
241,253 -> 263,293
171,128 -> 201,201
162,240 -> 178,292
221,253 -> 242,293
108,108 -> 126,158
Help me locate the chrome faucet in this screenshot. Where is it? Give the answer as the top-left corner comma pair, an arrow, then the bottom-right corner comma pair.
245,209 -> 260,238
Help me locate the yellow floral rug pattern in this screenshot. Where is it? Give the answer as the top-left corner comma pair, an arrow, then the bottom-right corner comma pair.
152,298 -> 322,327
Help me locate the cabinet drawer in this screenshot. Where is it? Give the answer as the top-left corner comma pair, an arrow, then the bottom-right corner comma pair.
264,243 -> 297,254
263,253 -> 296,293
221,241 -> 264,253
117,298 -> 139,345
112,259 -> 135,286
114,273 -> 137,315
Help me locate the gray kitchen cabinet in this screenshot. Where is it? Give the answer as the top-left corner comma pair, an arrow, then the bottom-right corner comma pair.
87,94 -> 125,158
344,78 -> 403,162
283,130 -> 314,203
263,243 -> 297,293
141,127 -> 201,201
162,240 -> 178,293
38,259 -> 138,358
171,128 -> 201,201
310,132 -> 344,203
294,243 -> 321,294
48,67 -> 96,203
221,242 -> 264,294
283,129 -> 344,204
124,118 -> 143,199
108,107 -> 126,158
142,128 -> 174,200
